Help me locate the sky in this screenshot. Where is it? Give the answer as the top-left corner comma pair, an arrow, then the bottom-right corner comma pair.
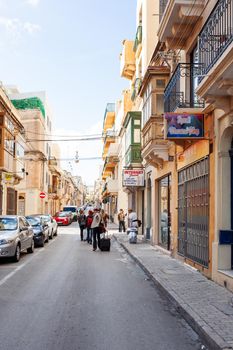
0,0 -> 136,186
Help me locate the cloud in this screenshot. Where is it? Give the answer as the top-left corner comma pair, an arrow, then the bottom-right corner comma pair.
26,0 -> 40,6
0,16 -> 41,36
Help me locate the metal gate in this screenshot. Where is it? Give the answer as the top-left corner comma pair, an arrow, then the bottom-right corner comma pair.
178,157 -> 209,267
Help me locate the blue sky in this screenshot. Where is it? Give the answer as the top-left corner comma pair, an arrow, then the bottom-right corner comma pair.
0,0 -> 136,186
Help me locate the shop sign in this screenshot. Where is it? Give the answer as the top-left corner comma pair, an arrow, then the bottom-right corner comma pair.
5,173 -> 13,182
123,169 -> 144,187
165,113 -> 204,139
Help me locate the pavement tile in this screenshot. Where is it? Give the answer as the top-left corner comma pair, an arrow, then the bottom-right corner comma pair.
112,232 -> 233,350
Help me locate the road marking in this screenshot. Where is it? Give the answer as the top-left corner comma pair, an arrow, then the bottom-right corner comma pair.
0,237 -> 57,287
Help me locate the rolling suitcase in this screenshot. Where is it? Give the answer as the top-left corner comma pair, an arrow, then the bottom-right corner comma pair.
128,228 -> 137,244
99,232 -> 111,251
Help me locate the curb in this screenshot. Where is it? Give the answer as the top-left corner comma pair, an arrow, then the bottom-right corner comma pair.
113,235 -> 233,350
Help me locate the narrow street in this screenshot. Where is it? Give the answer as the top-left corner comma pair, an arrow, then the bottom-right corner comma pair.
0,223 -> 205,350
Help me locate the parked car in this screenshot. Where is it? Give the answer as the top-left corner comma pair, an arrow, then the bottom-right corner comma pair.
63,206 -> 78,221
26,215 -> 50,247
36,214 -> 58,239
0,216 -> 34,262
54,212 -> 72,225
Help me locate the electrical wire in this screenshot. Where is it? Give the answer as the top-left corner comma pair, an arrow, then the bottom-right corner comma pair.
25,130 -> 102,138
26,136 -> 103,142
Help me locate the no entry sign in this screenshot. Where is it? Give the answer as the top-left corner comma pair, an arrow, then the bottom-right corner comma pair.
39,192 -> 46,199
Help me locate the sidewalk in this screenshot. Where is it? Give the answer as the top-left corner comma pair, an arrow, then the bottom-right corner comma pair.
111,230 -> 233,350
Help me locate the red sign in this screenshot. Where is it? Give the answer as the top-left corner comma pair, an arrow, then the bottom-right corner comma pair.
39,192 -> 46,199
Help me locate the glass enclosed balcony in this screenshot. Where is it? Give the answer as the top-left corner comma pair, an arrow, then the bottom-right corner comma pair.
133,25 -> 142,54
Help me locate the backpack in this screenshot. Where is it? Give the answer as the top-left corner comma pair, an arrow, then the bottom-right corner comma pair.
137,219 -> 142,227
86,216 -> 93,228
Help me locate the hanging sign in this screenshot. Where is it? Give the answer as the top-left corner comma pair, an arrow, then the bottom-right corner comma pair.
123,169 -> 144,187
165,113 -> 204,139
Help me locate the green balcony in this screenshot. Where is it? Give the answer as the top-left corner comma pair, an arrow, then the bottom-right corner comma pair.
124,111 -> 142,167
125,145 -> 142,166
133,25 -> 142,52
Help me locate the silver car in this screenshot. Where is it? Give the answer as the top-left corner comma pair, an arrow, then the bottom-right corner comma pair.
0,216 -> 34,262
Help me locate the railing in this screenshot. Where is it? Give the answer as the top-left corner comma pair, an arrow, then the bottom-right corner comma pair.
164,63 -> 205,112
159,0 -> 168,22
133,25 -> 142,52
198,0 -> 233,82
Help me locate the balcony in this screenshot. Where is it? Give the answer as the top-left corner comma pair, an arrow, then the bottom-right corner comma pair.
158,0 -> 204,49
102,129 -> 116,159
133,25 -> 142,56
48,185 -> 58,194
142,117 -> 169,168
131,78 -> 142,101
197,0 -> 233,99
103,103 -> 115,133
164,63 -> 205,113
120,40 -> 136,80
125,145 -> 142,166
102,156 -> 118,180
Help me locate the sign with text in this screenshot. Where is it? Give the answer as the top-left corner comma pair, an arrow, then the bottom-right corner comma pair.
123,169 -> 145,187
165,113 -> 204,139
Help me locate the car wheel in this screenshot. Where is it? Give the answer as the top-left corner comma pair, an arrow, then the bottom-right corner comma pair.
40,238 -> 45,247
27,240 -> 35,254
54,229 -> 58,236
46,232 -> 49,243
49,230 -> 53,240
13,244 -> 20,262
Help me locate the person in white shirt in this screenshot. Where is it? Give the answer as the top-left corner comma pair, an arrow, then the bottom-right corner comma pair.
128,209 -> 138,228
91,208 -> 102,251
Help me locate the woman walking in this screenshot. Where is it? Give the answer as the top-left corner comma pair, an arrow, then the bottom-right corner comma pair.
86,210 -> 93,244
78,209 -> 86,241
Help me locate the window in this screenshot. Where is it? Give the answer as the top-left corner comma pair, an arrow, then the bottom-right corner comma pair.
15,143 -> 24,158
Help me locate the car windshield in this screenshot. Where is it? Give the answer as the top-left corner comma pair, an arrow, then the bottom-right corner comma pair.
58,212 -> 67,217
41,215 -> 50,222
26,217 -> 40,226
0,218 -> 18,230
63,207 -> 76,213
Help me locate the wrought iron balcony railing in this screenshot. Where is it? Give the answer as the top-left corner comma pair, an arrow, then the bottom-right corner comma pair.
164,63 -> 205,112
198,0 -> 233,82
159,0 -> 168,22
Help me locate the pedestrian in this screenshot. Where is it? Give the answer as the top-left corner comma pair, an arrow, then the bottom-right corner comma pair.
78,209 -> 86,241
101,209 -> 109,229
128,209 -> 138,228
86,210 -> 93,244
91,208 -> 102,251
118,209 -> 126,232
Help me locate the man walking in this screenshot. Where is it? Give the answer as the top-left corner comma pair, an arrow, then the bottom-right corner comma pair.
91,208 -> 102,251
118,209 -> 126,232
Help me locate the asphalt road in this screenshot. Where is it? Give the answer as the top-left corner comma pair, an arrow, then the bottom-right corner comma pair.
0,223 -> 207,350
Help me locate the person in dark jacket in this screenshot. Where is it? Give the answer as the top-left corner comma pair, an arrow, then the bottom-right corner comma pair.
78,209 -> 86,241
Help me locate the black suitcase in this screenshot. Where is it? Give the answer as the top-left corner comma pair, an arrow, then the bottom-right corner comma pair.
99,233 -> 111,251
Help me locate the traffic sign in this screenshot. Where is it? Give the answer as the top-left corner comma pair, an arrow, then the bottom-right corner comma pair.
39,192 -> 46,199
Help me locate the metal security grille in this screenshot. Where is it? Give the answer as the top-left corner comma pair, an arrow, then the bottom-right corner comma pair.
178,158 -> 209,267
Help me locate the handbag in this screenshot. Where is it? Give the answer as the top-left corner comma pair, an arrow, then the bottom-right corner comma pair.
99,222 -> 106,233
